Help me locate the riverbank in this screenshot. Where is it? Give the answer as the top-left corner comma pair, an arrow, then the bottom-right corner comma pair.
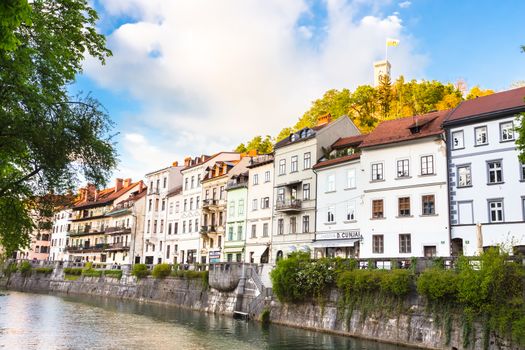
2,267 -> 522,350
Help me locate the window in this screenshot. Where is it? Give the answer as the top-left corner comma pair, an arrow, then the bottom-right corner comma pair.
500,121 -> 514,141
304,152 -> 311,169
263,223 -> 269,237
452,130 -> 464,149
196,196 -> 200,208
277,188 -> 284,203
302,215 -> 309,233
457,165 -> 472,187
346,169 -> 356,188
398,197 -> 411,216
175,201 -> 180,213
252,199 -> 258,211
397,159 -> 409,178
188,220 -> 192,233
373,235 -> 384,254
261,197 -> 270,209
160,220 -> 164,233
291,156 -> 298,172
195,219 -> 198,231
169,203 -> 174,215
205,189 -> 209,199
264,171 -> 271,183
422,195 -> 435,215
155,198 -> 159,211
277,219 -> 284,235
487,160 -> 503,184
220,186 -> 225,200
184,199 -> 187,211
303,183 -> 310,200
421,156 -> 434,175
251,224 -> 256,238
191,176 -> 195,189
212,188 -> 217,199
237,225 -> 243,240
238,199 -> 244,215
290,217 -> 297,234
174,222 -> 178,234
475,126 -> 488,145
147,220 -> 150,233
399,234 -> 411,254
253,174 -> 259,185
184,178 -> 188,190
424,246 -> 436,257
279,159 -> 286,175
163,177 -> 167,188
327,206 -> 335,223
189,198 -> 193,210
153,220 -> 157,233
197,174 -> 201,187
372,199 -> 384,219
488,199 -> 504,222
161,200 -> 166,211
326,174 -> 335,192
521,163 -> 525,181
346,201 -> 356,221
182,221 -> 186,233
371,163 -> 384,181
229,201 -> 235,217
228,226 -> 234,241
148,199 -> 152,212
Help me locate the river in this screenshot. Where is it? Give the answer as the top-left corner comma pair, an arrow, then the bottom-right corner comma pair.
0,291 -> 415,350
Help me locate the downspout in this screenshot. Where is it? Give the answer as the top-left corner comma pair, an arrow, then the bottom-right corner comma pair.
444,128 -> 453,256
313,166 -> 318,260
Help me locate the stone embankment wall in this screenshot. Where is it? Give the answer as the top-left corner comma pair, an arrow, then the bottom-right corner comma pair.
1,268 -> 522,350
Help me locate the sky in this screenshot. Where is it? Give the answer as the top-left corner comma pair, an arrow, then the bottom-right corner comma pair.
73,0 -> 525,183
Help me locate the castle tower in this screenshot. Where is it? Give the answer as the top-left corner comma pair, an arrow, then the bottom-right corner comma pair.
373,60 -> 391,87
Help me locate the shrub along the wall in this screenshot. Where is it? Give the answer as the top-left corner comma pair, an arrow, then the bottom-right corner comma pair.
63,267 -> 82,275
19,261 -> 32,277
34,267 -> 53,274
152,263 -> 171,279
416,268 -> 458,301
103,270 -> 123,279
131,264 -> 149,279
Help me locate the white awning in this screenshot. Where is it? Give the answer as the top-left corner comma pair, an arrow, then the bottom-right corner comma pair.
311,239 -> 359,249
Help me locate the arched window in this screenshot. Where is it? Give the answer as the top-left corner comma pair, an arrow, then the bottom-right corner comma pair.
276,250 -> 283,262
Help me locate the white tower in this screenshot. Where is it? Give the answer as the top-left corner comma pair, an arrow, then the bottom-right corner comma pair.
373,60 -> 391,87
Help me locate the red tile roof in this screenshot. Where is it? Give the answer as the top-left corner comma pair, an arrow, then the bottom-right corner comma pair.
445,86 -> 525,123
74,181 -> 141,209
360,110 -> 449,148
331,134 -> 367,149
313,153 -> 361,170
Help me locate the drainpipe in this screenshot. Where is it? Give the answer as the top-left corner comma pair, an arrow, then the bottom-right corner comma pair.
443,129 -> 453,257
313,166 -> 319,259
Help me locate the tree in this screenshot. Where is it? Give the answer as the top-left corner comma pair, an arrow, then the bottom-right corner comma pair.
0,0 -> 31,51
517,45 -> 525,163
466,86 -> 494,100
0,0 -> 116,255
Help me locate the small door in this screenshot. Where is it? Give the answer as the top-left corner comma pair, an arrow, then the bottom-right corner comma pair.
424,246 -> 437,257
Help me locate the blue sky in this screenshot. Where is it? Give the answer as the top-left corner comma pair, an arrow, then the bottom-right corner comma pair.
73,0 -> 525,182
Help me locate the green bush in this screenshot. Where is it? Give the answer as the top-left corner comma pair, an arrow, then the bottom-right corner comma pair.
19,261 -> 32,277
103,270 -> 123,279
82,268 -> 102,277
152,263 -> 172,278
132,264 -> 150,279
416,268 -> 458,301
63,267 -> 82,275
381,269 -> 412,297
171,269 -> 207,280
34,267 -> 53,274
261,308 -> 270,325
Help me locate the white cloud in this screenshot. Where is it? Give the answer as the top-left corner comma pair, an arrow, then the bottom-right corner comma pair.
399,1 -> 411,9
85,0 -> 426,176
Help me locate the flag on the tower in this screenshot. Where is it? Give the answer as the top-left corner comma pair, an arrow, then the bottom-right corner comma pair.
386,38 -> 400,47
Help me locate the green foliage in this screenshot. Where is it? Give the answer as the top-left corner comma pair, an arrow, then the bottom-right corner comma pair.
131,264 -> 150,279
3,262 -> 18,276
103,270 -> 122,279
151,263 -> 172,279
381,269 -> 412,297
261,308 -> 271,325
235,135 -> 273,154
0,0 -> 116,254
63,267 -> 82,275
34,267 -> 53,274
171,269 -> 207,280
337,269 -> 412,297
517,112 -> 525,164
18,261 -> 32,276
81,268 -> 102,278
416,268 -> 458,301
64,274 -> 80,281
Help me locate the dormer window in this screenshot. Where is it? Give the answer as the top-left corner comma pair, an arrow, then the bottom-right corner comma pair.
291,134 -> 298,142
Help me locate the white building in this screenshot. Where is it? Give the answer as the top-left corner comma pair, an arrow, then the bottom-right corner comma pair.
359,111 -> 450,259
164,186 -> 182,264
245,154 -> 274,263
271,115 -> 361,262
444,87 -> 525,256
50,208 -> 72,261
143,162 -> 183,264
178,153 -> 241,264
313,135 -> 366,259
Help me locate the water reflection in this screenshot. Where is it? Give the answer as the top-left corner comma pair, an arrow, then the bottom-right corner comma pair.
0,292 -> 414,350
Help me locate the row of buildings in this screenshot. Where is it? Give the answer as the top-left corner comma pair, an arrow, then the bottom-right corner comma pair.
17,87 -> 525,264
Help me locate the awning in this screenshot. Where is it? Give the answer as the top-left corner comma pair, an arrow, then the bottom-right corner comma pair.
312,239 -> 359,249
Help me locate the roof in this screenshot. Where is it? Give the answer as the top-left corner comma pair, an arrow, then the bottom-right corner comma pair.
331,134 -> 367,149
166,185 -> 183,197
74,182 -> 141,210
445,86 -> 525,125
360,110 -> 449,148
313,153 -> 361,170
182,152 -> 240,171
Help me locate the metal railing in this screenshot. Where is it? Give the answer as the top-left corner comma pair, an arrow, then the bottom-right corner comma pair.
275,199 -> 302,211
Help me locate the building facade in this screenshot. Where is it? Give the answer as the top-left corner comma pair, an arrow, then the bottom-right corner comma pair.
359,111 -> 450,259
313,135 -> 366,259
50,208 -> 72,261
225,172 -> 249,262
444,87 -> 525,256
245,154 -> 274,263
164,186 -> 182,264
271,115 -> 361,262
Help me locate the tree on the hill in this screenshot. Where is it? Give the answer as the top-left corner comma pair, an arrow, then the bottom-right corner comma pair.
0,0 -> 116,255
235,135 -> 273,154
466,86 -> 494,100
516,45 -> 525,163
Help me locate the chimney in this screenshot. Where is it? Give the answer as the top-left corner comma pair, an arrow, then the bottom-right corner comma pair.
184,157 -> 192,167
86,184 -> 96,201
172,161 -> 179,167
79,188 -> 87,202
115,178 -> 123,192
123,178 -> 132,188
138,180 -> 145,192
317,113 -> 332,127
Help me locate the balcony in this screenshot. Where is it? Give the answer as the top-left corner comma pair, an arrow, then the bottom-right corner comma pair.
275,199 -> 302,213
105,226 -> 132,235
65,243 -> 108,253
68,226 -> 106,237
200,225 -> 217,235
105,242 -> 130,251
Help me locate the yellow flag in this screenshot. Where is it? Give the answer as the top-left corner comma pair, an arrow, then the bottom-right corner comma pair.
387,38 -> 400,47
